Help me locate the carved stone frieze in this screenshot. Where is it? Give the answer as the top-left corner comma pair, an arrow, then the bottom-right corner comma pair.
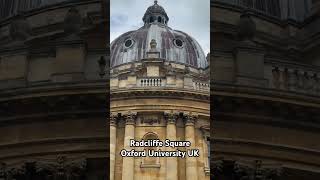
140,116 -> 160,125
234,160 -> 282,180
0,156 -> 87,180
212,159 -> 282,180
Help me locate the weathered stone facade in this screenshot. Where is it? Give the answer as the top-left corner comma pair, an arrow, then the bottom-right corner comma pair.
212,0 -> 320,179
0,0 -> 107,179
110,1 -> 210,179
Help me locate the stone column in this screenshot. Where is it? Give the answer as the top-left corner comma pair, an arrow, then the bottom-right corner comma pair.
121,112 -> 136,180
185,113 -> 198,180
110,114 -> 117,180
164,112 -> 178,180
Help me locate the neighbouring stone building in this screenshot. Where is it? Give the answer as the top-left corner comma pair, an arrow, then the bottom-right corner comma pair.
0,0 -> 107,179
212,0 -> 320,179
110,1 -> 210,180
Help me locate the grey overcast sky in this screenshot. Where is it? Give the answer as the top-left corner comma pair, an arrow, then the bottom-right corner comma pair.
110,0 -> 210,55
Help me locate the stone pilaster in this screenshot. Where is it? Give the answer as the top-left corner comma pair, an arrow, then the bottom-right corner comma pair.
110,113 -> 118,180
184,113 -> 198,180
121,112 -> 137,180
164,112 -> 179,180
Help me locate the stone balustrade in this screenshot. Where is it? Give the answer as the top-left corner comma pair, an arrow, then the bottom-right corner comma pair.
265,59 -> 320,95
194,81 -> 210,91
111,74 -> 210,92
138,77 -> 165,87
110,61 -> 210,92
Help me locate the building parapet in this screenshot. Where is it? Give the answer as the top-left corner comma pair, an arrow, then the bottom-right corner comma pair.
110,60 -> 210,93
266,59 -> 320,96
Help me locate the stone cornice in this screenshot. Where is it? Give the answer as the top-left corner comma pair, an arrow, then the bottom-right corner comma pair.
0,110 -> 106,126
213,92 -> 320,130
111,88 -> 209,102
211,1 -> 315,28
0,80 -> 108,101
212,82 -> 320,108
265,58 -> 320,72
214,138 -> 320,168
0,86 -> 107,126
0,136 -> 107,150
0,0 -> 101,26
0,148 -> 107,162
111,107 -> 209,118
215,111 -> 320,132
215,138 -> 320,157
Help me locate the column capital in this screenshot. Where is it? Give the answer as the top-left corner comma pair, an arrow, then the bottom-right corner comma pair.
164,111 -> 179,125
234,160 -> 282,180
110,113 -> 118,126
183,112 -> 198,126
123,112 -> 137,125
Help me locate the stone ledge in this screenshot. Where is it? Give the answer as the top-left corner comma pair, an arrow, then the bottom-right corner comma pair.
212,82 -> 320,108
140,163 -> 161,168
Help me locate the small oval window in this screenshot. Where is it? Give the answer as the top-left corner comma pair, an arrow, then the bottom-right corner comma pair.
124,39 -> 133,48
173,39 -> 184,47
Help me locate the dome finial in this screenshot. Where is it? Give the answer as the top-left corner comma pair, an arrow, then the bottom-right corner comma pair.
154,0 -> 158,5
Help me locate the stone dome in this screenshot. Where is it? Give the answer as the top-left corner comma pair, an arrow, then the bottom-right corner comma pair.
110,1 -> 208,69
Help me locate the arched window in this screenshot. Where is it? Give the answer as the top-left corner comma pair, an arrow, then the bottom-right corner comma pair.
158,16 -> 162,23
150,16 -> 154,23
140,132 -> 160,168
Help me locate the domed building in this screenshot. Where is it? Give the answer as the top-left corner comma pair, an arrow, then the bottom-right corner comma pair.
0,0 -> 107,179
212,0 -> 320,179
110,1 -> 210,180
